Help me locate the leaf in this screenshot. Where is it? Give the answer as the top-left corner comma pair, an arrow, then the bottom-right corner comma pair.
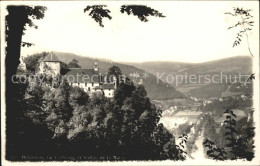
209,154 -> 216,158
225,126 -> 232,130
120,5 -> 165,22
204,144 -> 210,148
21,41 -> 35,47
226,137 -> 233,141
84,5 -> 112,27
226,143 -> 234,147
203,140 -> 209,145
224,120 -> 230,124
230,111 -> 237,117
207,150 -> 213,155
231,119 -> 236,125
225,132 -> 231,136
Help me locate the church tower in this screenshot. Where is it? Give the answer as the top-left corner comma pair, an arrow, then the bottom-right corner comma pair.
38,52 -> 61,76
94,62 -> 99,72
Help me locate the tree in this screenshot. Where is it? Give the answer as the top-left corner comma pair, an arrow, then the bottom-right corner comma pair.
203,109 -> 255,161
43,80 -> 72,138
5,7 -> 47,156
203,139 -> 227,160
23,52 -> 49,73
67,59 -> 81,68
61,61 -> 69,70
120,5 -> 165,22
5,5 -> 47,88
84,5 -> 165,27
69,86 -> 89,107
107,65 -> 123,88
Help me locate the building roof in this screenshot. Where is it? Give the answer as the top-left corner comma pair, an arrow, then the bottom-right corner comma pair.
62,68 -> 103,83
103,83 -> 115,89
42,52 -> 60,62
94,85 -> 103,89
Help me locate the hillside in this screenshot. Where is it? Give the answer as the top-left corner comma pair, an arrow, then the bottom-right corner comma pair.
175,56 -> 252,75
128,56 -> 253,98
54,52 -> 184,100
126,61 -> 192,76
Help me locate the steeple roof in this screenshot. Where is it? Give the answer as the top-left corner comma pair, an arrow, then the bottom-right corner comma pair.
42,52 -> 60,62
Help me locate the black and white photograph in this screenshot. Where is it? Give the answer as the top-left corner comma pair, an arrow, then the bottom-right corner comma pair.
1,0 -> 259,165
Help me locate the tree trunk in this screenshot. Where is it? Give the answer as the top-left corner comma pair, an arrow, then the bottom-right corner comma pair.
5,6 -> 28,157
5,6 -> 27,90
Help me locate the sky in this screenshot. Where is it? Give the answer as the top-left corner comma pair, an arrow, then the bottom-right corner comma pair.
2,1 -> 259,63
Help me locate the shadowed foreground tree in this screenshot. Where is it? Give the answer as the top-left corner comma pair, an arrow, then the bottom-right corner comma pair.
84,5 -> 112,27
84,5 -> 165,26
5,5 -> 47,87
120,5 -> 165,22
5,5 -> 47,159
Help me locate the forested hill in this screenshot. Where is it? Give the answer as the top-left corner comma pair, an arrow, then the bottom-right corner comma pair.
128,56 -> 252,78
53,52 -> 184,100
127,56 -> 253,98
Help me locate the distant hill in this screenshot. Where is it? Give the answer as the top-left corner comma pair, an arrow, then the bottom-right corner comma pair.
126,61 -> 192,76
174,56 -> 252,75
54,52 -> 185,100
128,56 -> 253,98
128,56 -> 252,77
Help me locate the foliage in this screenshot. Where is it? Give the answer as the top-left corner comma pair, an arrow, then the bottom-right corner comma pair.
6,5 -> 47,33
202,95 -> 252,117
68,59 -> 81,68
234,111 -> 255,160
69,86 -> 89,107
175,134 -> 188,160
5,5 -> 47,85
189,83 -> 228,99
114,77 -> 135,107
84,5 -> 165,27
225,7 -> 254,56
203,139 -> 227,160
84,5 -> 112,27
21,41 -> 34,47
120,5 -> 165,22
203,109 -> 255,161
23,52 -> 49,73
61,61 -> 69,70
8,66 -> 188,160
107,66 -> 122,80
229,82 -> 252,94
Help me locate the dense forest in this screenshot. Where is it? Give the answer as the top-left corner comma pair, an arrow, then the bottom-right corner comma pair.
8,60 -> 188,160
